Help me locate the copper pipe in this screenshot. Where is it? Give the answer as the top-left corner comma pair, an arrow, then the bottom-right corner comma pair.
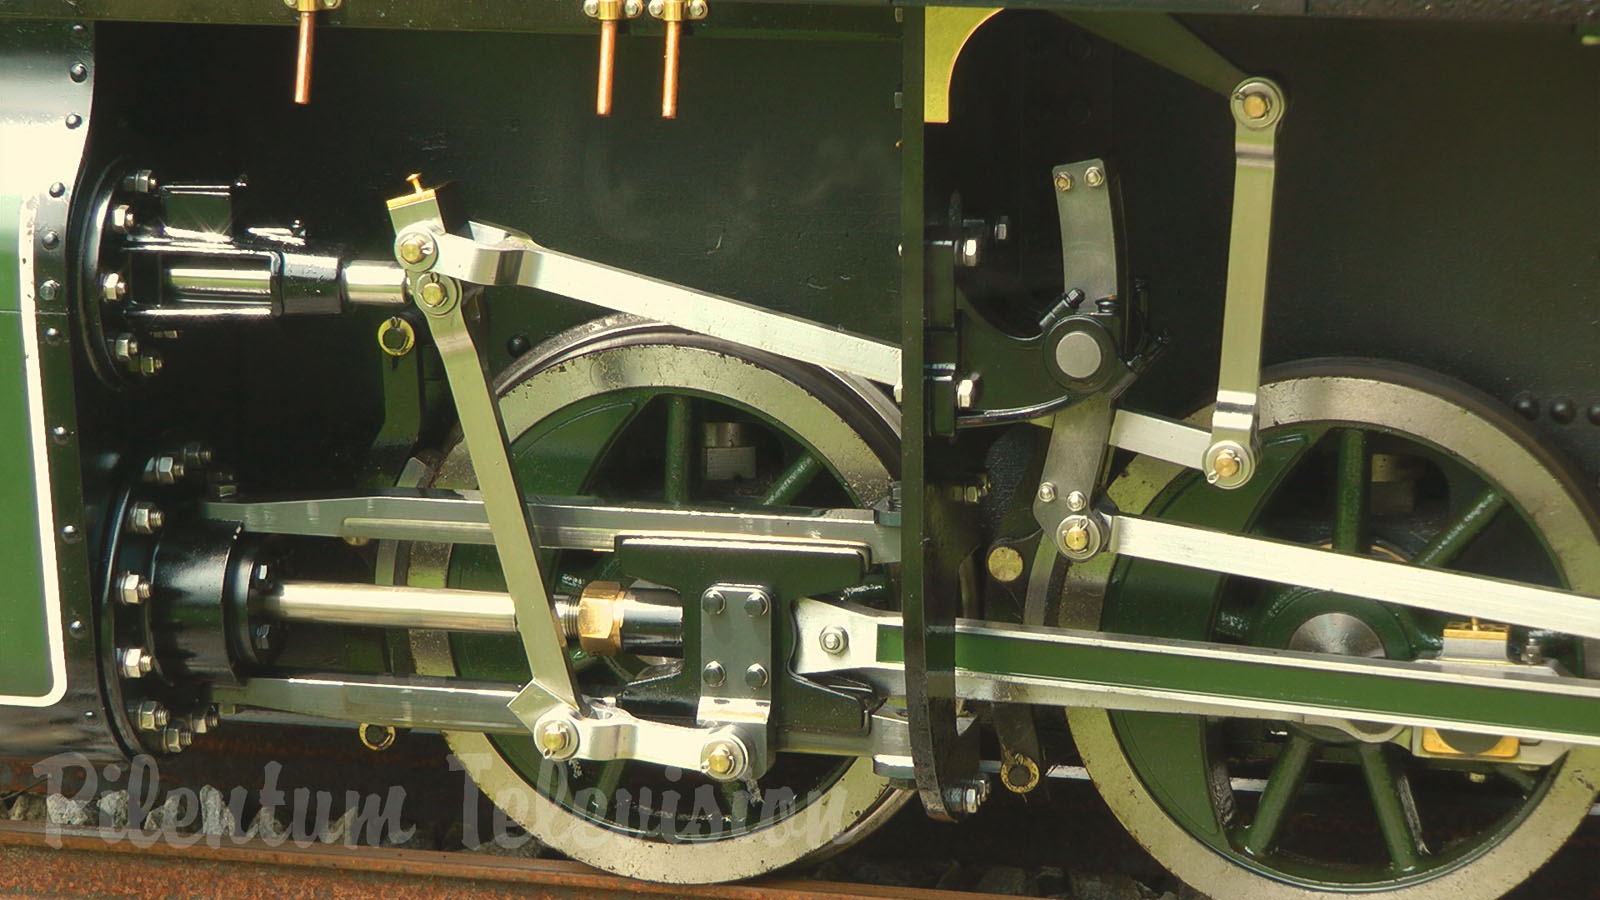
294,9 -> 315,105
661,19 -> 680,119
596,19 -> 617,116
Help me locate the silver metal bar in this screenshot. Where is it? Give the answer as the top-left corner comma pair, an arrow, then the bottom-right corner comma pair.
1204,78 -> 1286,488
1109,409 -> 1209,471
200,492 -> 900,563
210,674 -> 527,734
164,265 -> 272,297
263,581 -> 517,633
1111,514 -> 1600,640
427,223 -> 902,387
341,259 -> 408,306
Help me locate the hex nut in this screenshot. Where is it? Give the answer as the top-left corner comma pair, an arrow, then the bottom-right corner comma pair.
118,647 -> 152,679
955,377 -> 978,410
101,272 -> 127,303
126,502 -> 164,534
819,625 -> 849,655
1037,482 -> 1057,503
117,571 -> 151,606
1053,172 -> 1073,192
135,700 -> 168,732
1065,490 -> 1088,512
112,333 -> 139,364
161,726 -> 186,754
137,353 -> 164,377
145,455 -> 186,485
108,204 -> 136,234
1083,166 -> 1106,188
576,581 -> 626,657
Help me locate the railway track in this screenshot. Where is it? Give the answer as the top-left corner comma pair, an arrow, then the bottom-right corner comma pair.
0,821 -> 1001,900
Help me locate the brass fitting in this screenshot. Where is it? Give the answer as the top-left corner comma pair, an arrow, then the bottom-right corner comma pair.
576,580 -> 628,657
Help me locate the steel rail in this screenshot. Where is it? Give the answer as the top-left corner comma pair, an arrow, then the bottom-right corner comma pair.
0,821 -> 991,900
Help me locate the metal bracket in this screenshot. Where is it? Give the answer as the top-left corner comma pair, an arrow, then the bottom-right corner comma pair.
1204,77 -> 1286,489
696,583 -> 774,777
1051,158 -> 1118,308
1031,394 -> 1115,559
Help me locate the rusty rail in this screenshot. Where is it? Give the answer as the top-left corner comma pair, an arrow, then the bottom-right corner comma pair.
0,821 -> 989,900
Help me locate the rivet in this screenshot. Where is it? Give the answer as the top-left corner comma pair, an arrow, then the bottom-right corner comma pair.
48,182 -> 66,198
69,63 -> 88,82
64,113 -> 82,129
43,327 -> 63,345
67,619 -> 86,638
49,425 -> 70,445
39,279 -> 59,301
59,524 -> 81,543
41,231 -> 59,249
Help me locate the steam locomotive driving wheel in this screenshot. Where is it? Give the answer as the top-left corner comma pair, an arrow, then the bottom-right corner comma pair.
1067,360 -> 1600,898
402,316 -> 908,881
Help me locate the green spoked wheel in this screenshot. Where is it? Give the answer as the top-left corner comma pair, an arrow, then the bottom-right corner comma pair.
1065,360 -> 1600,898
403,315 -> 908,882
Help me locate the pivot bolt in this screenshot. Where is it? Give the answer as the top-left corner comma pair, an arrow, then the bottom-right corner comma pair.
702,661 -> 726,687
537,720 -> 578,759
985,546 -> 1024,584
744,663 -> 769,688
1037,482 -> 1057,503
417,278 -> 447,307
134,700 -> 168,732
1062,520 -> 1090,553
126,501 -> 164,534
1212,447 -> 1241,481
700,740 -> 744,780
117,571 -> 151,606
118,647 -> 153,679
1057,514 -> 1102,560
701,589 -> 726,615
396,232 -> 435,265
1240,92 -> 1270,120
819,625 -> 849,655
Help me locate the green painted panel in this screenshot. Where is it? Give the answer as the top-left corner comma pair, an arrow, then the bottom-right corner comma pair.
0,305 -> 56,700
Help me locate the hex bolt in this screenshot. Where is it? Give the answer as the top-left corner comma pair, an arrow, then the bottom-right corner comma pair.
956,238 -> 981,268
819,625 -> 849,655
126,501 -> 164,534
120,169 -> 158,194
537,720 -> 578,759
145,455 -> 186,485
138,353 -> 164,377
204,706 -> 221,730
743,590 -> 770,617
1065,490 -> 1087,512
161,726 -> 187,754
583,0 -> 600,14
396,233 -> 434,266
1053,172 -> 1073,192
1083,166 -> 1106,188
744,663 -> 769,688
686,0 -> 707,17
112,333 -> 140,365
955,377 -> 978,410
702,661 -> 727,687
101,272 -> 127,303
117,647 -> 153,679
108,204 -> 137,234
701,589 -> 726,615
1037,482 -> 1057,503
134,700 -> 168,732
182,442 -> 214,469
117,571 -> 151,606
623,0 -> 643,15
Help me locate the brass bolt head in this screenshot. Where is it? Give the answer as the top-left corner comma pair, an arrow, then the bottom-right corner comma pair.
1213,447 -> 1241,480
986,546 -> 1025,583
1083,166 -> 1105,188
702,742 -> 738,778
397,233 -> 434,265
1241,92 -> 1270,120
1053,172 -> 1073,192
1062,521 -> 1090,553
418,280 -> 447,307
537,721 -> 575,757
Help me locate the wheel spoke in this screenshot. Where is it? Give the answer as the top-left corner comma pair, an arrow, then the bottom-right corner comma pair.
663,394 -> 693,506
586,760 -> 627,815
1332,429 -> 1367,554
1238,732 -> 1317,856
760,453 -> 824,506
1412,488 -> 1505,569
1358,742 -> 1427,872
